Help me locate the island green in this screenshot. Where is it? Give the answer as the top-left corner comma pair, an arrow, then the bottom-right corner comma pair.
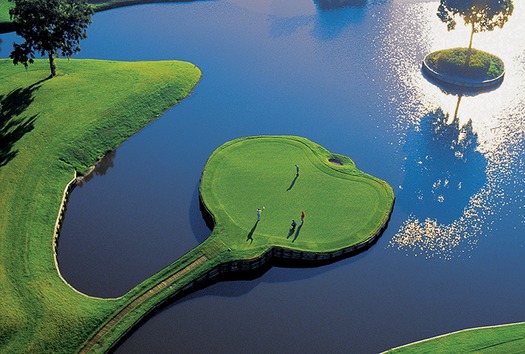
200,136 -> 394,256
80,136 -> 395,352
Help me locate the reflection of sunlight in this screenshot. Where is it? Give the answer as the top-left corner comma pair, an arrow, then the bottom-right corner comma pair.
382,2 -> 525,258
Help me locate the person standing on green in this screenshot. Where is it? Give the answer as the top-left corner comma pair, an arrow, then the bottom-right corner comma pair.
257,208 -> 262,221
295,164 -> 300,176
301,211 -> 305,223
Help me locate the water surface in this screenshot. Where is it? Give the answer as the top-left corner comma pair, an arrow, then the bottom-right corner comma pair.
3,0 -> 525,352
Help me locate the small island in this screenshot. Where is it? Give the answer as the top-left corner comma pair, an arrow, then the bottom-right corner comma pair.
422,0 -> 513,90
422,48 -> 505,89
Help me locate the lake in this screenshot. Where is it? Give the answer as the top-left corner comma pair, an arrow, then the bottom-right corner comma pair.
3,0 -> 525,352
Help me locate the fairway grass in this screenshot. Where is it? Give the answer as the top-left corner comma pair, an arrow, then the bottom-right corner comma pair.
0,58 -> 200,352
200,136 -> 395,256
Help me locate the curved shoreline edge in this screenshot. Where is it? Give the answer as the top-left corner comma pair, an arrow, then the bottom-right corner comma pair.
422,53 -> 505,90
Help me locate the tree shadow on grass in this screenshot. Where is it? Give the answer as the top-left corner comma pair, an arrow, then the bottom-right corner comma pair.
0,80 -> 45,167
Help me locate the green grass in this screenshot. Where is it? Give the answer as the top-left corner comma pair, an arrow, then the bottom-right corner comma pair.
0,0 -> 11,24
200,136 -> 395,256
385,322 -> 525,354
0,0 -> 187,32
426,47 -> 504,81
0,58 -> 200,352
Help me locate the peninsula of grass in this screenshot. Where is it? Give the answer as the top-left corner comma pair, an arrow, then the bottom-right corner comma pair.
0,58 -> 200,352
423,48 -> 505,89
0,0 -> 191,33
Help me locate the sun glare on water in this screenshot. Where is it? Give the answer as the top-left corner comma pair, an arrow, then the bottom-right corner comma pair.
383,2 -> 525,259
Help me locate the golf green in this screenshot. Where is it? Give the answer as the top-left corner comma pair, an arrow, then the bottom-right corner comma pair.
200,136 -> 395,254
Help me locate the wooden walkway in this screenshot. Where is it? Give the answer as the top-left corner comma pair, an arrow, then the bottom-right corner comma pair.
79,254 -> 208,353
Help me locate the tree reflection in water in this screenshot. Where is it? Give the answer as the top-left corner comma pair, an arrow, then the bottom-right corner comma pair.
78,150 -> 116,185
391,97 -> 489,259
314,0 -> 366,11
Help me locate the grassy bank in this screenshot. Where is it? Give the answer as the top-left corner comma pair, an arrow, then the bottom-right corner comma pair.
0,0 -> 190,32
385,322 -> 525,353
0,58 -> 200,352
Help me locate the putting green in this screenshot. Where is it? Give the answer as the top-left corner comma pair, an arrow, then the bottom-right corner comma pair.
200,136 -> 394,255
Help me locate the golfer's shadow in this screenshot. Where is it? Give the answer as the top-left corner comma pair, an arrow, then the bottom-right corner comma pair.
247,221 -> 259,243
287,224 -> 303,242
286,175 -> 299,191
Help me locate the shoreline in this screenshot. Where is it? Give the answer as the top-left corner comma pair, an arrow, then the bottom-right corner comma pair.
0,58 -> 201,353
0,0 -> 196,34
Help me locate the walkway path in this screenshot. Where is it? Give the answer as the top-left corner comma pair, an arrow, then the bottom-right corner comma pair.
79,254 -> 208,353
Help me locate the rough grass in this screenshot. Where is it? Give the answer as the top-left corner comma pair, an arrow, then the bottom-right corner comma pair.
0,58 -> 200,353
200,136 -> 395,254
426,47 -> 504,80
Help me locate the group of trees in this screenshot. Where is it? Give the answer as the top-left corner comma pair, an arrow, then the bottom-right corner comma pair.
7,0 -> 515,77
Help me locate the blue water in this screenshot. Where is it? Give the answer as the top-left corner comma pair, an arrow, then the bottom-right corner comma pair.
3,0 -> 525,352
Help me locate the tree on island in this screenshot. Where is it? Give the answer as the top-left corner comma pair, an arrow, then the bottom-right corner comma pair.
437,0 -> 513,63
9,0 -> 93,77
